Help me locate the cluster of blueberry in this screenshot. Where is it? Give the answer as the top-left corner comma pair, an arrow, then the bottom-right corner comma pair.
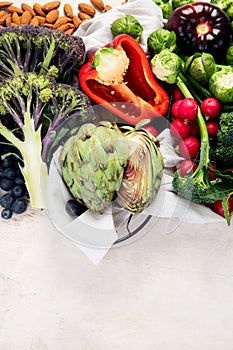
0,145 -> 29,220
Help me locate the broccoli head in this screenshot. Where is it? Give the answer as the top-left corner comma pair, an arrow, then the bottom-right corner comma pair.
211,112 -> 233,168
172,161 -> 211,203
0,25 -> 86,83
0,72 -> 94,208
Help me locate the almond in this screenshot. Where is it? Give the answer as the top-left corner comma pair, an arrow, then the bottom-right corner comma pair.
7,5 -> 23,14
0,12 -> 6,24
0,9 -> 5,16
41,22 -> 54,28
34,15 -> 46,24
21,3 -> 36,16
46,9 -> 59,23
5,13 -> 11,26
78,11 -> 91,21
64,28 -> 74,35
21,10 -> 32,25
56,22 -> 74,32
104,5 -> 112,11
11,11 -> 20,24
63,3 -> 73,18
0,1 -> 12,8
42,1 -> 60,12
53,16 -> 70,29
78,3 -> 95,17
72,15 -> 82,29
33,3 -> 46,16
90,0 -> 104,11
30,16 -> 39,25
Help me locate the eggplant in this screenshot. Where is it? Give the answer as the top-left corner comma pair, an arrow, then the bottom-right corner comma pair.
166,2 -> 232,62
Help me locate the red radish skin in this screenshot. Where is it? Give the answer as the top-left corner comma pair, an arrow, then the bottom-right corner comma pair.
178,159 -> 198,177
173,87 -> 184,101
189,120 -> 200,136
171,99 -> 183,119
201,97 -> 222,119
206,120 -> 219,138
208,162 -> 217,181
170,119 -> 191,139
143,125 -> 158,137
179,136 -> 200,159
211,199 -> 233,218
178,98 -> 198,121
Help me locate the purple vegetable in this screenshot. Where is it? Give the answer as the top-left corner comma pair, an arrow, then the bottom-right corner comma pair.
166,1 -> 232,61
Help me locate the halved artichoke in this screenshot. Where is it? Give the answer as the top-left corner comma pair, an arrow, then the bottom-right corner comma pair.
60,121 -> 129,214
116,124 -> 164,214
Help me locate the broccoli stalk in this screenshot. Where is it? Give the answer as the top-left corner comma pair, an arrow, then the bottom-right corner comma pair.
172,76 -> 211,202
0,120 -> 47,208
0,73 -> 94,209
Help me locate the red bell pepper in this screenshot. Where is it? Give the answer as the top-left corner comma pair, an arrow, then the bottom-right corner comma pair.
79,34 -> 169,125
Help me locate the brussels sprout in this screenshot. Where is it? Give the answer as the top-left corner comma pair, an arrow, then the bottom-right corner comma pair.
171,0 -> 194,9
110,14 -> 143,42
185,52 -> 217,84
147,29 -> 177,54
150,49 -> 182,84
209,66 -> 233,103
152,0 -> 173,19
226,45 -> 233,65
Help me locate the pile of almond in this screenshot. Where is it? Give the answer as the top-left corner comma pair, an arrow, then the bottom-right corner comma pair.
0,0 -> 127,34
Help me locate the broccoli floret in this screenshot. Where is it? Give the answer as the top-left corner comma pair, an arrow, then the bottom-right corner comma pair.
0,25 -> 86,83
0,72 -> 94,208
211,112 -> 233,167
172,159 -> 211,203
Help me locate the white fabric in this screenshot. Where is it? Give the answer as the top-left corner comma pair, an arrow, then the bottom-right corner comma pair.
74,0 -> 164,56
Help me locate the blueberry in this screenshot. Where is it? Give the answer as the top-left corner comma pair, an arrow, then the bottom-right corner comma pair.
3,167 -> 16,180
0,165 -> 4,178
1,208 -> 12,219
0,193 -> 14,209
11,184 -> 26,198
11,198 -> 27,214
2,156 -> 14,168
0,178 -> 14,191
65,199 -> 87,217
14,175 -> 25,185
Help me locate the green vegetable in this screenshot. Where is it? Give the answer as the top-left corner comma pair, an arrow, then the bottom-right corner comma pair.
171,0 -> 194,9
226,45 -> 233,64
116,122 -> 164,214
147,29 -> 177,54
60,121 -> 130,214
150,49 -> 232,211
152,0 -> 173,19
150,49 -> 182,84
185,52 -> 217,84
110,14 -> 143,42
0,25 -> 86,83
211,112 -> 233,167
0,73 -> 94,208
209,66 -> 233,103
172,89 -> 212,203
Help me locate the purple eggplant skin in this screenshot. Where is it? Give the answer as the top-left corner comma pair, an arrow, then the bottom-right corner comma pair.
166,1 -> 232,62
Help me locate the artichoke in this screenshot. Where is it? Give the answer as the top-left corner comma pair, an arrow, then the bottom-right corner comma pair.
60,121 -> 129,214
116,124 -> 164,214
